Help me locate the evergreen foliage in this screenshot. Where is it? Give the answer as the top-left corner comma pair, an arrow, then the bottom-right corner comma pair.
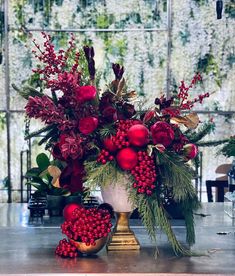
85,151 -> 200,256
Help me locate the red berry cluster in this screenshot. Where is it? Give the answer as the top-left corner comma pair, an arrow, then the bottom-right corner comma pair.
131,151 -> 157,195
97,119 -> 138,164
32,32 -> 79,87
97,149 -> 114,164
61,206 -> 112,246
112,120 -> 137,149
55,239 -> 78,258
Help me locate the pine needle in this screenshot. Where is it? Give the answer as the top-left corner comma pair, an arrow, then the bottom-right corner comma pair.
155,203 -> 192,256
24,125 -> 55,140
84,161 -> 124,189
158,152 -> 196,201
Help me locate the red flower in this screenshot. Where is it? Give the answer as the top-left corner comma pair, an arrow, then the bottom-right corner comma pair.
25,95 -> 64,124
151,121 -> 174,147
75,85 -> 96,103
102,106 -> 117,122
53,133 -> 83,161
59,160 -> 85,193
78,116 -> 98,135
182,143 -> 198,160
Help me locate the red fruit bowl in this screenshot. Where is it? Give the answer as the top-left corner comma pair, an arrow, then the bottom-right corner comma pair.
70,236 -> 108,255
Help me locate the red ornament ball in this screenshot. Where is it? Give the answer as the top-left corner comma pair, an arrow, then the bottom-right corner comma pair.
116,148 -> 138,170
63,203 -> 81,221
103,136 -> 117,152
127,124 -> 149,147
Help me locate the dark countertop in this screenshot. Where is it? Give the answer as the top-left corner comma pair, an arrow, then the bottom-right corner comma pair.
0,203 -> 235,275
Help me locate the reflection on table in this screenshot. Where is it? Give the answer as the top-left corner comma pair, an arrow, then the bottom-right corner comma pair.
0,203 -> 235,275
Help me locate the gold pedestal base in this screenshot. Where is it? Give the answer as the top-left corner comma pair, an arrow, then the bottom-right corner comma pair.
107,212 -> 140,251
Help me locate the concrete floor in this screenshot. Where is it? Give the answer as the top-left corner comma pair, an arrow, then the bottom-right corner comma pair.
0,203 -> 235,275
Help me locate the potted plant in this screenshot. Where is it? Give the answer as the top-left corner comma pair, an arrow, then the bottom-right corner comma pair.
26,153 -> 82,215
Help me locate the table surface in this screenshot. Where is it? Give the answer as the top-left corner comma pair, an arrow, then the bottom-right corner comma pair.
0,203 -> 235,275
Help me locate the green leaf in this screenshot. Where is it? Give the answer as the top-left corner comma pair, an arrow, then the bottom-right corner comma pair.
25,167 -> 41,177
25,181 -> 48,192
36,153 -> 50,171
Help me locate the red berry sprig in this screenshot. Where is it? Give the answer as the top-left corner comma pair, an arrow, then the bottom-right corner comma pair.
97,149 -> 114,164
131,151 -> 157,196
109,120 -> 138,150
55,239 -> 78,258
98,120 -> 139,163
61,206 -> 112,247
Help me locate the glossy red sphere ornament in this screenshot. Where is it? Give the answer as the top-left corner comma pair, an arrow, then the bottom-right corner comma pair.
116,148 -> 138,170
127,124 -> 149,147
63,203 -> 81,221
103,136 -> 117,152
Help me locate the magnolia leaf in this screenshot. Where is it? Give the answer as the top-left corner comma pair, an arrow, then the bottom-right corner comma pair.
25,167 -> 41,177
116,77 -> 125,97
126,90 -> 137,99
171,113 -> 199,129
147,144 -> 165,156
143,109 -> 156,123
184,113 -> 200,129
111,79 -> 119,93
36,153 -> 50,171
47,165 -> 61,187
52,178 -> 61,188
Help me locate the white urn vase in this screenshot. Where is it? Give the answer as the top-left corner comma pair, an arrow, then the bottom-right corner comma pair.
101,182 -> 134,212
100,173 -> 140,251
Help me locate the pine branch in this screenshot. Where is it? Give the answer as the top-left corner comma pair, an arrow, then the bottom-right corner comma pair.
218,138 -> 235,157
99,125 -> 116,139
196,139 -> 229,147
186,122 -> 215,143
24,125 -> 55,140
155,203 -> 193,256
128,190 -> 157,243
178,197 -> 200,245
38,127 -> 59,146
157,152 -> 196,202
12,84 -> 43,100
51,90 -> 58,104
84,161 -> 123,189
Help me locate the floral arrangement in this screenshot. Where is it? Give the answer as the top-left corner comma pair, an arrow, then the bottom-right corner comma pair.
56,205 -> 112,257
16,33 -> 214,256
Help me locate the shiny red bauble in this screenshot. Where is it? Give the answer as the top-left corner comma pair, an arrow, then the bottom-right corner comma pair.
116,147 -> 138,170
127,124 -> 149,147
63,203 -> 81,221
103,136 -> 117,152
